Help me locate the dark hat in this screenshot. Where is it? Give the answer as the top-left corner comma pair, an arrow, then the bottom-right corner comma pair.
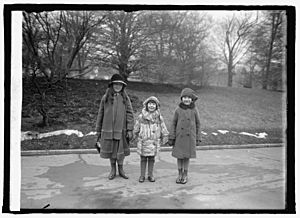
180,88 -> 198,101
109,74 -> 127,86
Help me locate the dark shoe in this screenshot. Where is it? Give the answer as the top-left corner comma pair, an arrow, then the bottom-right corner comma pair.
118,165 -> 129,179
108,172 -> 116,180
176,169 -> 183,184
108,161 -> 116,180
139,176 -> 145,183
148,176 -> 155,182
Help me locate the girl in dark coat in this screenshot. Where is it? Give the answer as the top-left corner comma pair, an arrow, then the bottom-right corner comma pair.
96,74 -> 134,180
168,88 -> 201,184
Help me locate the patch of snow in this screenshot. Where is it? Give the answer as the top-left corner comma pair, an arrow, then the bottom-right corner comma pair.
38,130 -> 84,139
21,129 -> 86,141
21,131 -> 39,141
256,132 -> 268,138
218,130 -> 229,134
85,131 -> 97,136
212,132 -> 218,136
239,132 -> 268,139
201,131 -> 207,135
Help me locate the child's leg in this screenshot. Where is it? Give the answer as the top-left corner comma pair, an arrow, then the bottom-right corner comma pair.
176,158 -> 184,183
183,158 -> 190,171
108,158 -> 117,180
177,158 -> 184,169
147,156 -> 155,182
139,156 -> 147,182
181,158 -> 190,184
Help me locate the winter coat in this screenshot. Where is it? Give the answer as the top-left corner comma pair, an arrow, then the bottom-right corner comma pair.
169,88 -> 201,159
95,88 -> 134,157
133,96 -> 169,157
96,88 -> 134,138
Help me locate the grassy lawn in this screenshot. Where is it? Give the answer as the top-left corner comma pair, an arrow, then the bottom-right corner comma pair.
21,80 -> 286,150
131,86 -> 285,130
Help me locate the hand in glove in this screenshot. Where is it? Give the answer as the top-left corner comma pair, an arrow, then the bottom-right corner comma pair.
126,130 -> 133,141
168,139 -> 175,146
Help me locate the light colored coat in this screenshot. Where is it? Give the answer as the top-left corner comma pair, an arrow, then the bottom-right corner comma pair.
133,97 -> 169,157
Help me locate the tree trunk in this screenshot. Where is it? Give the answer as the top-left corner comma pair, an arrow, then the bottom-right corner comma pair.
42,114 -> 49,127
227,56 -> 233,87
263,13 -> 280,90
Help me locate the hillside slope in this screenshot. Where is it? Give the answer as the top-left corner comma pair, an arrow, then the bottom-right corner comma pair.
21,79 -> 285,150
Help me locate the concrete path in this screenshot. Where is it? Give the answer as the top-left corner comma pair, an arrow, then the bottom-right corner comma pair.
21,147 -> 286,210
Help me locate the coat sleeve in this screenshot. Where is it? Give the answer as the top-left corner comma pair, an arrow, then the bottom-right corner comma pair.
169,109 -> 178,140
160,116 -> 169,144
126,95 -> 134,131
195,107 -> 201,141
95,96 -> 105,133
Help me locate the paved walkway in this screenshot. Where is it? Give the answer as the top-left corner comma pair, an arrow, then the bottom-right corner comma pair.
21,146 -> 286,210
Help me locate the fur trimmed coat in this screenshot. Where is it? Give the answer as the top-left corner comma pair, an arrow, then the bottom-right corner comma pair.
133,97 -> 169,157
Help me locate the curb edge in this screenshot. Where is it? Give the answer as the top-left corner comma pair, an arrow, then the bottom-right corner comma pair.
21,143 -> 285,156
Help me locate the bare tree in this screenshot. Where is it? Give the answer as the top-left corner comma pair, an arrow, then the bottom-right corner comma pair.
94,11 -> 151,80
215,12 -> 257,87
262,11 -> 283,90
173,12 -> 210,85
22,11 -> 105,126
143,11 -> 186,82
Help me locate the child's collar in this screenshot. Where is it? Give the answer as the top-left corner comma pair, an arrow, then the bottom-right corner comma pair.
179,102 -> 195,109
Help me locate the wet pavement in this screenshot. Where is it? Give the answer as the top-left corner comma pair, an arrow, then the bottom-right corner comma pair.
21,146 -> 286,210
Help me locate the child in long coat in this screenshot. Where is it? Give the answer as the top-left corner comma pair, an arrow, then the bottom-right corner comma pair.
96,74 -> 134,180
168,88 -> 201,184
133,96 -> 169,182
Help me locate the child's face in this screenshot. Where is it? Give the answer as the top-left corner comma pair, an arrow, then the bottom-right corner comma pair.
182,96 -> 192,105
112,83 -> 123,92
147,102 -> 157,112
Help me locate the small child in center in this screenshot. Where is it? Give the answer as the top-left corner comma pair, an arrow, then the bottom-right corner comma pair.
168,88 -> 201,184
133,96 -> 169,182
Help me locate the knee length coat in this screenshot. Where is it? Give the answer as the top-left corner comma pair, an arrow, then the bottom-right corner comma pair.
95,88 -> 134,158
169,106 -> 201,158
169,88 -> 201,159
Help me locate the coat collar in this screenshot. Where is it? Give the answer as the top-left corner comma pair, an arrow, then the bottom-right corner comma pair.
179,102 -> 195,110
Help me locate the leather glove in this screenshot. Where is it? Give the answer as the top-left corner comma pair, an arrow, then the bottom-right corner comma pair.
168,139 -> 175,146
126,130 -> 133,141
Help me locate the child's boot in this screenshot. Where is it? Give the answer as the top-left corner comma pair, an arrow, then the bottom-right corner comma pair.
176,168 -> 183,184
147,157 -> 155,182
108,159 -> 116,180
118,164 -> 129,179
139,156 -> 146,182
181,170 -> 188,184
